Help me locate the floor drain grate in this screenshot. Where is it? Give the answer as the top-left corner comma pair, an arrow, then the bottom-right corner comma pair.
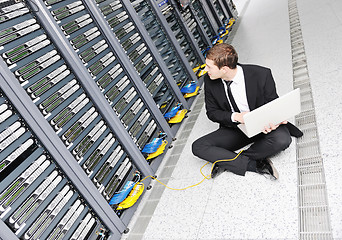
288,0 -> 333,238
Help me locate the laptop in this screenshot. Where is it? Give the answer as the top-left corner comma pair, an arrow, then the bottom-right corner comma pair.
238,88 -> 301,138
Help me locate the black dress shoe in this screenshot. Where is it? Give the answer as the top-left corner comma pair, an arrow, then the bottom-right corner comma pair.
211,165 -> 225,179
256,158 -> 279,180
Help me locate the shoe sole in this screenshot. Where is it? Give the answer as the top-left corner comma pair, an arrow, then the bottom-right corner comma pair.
211,167 -> 225,179
268,160 -> 279,180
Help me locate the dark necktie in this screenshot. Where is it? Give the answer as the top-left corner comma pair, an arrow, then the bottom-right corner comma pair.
225,81 -> 240,112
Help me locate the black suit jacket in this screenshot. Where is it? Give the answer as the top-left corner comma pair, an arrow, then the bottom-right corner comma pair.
204,63 -> 303,138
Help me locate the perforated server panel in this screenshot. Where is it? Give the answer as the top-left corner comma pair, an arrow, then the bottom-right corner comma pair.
211,0 -> 227,24
221,0 -> 238,19
43,0 -> 168,151
192,0 -> 217,42
129,0 -> 197,95
0,0 -> 145,197
0,1 -> 163,239
0,0 -> 230,238
155,0 -> 205,69
178,3 -> 212,54
0,90 -> 115,240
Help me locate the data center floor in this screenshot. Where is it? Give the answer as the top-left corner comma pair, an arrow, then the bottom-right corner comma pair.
122,0 -> 342,239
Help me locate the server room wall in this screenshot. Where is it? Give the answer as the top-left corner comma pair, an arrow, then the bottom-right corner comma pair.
0,0 -> 237,239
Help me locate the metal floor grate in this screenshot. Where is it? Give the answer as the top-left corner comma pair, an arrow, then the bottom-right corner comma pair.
288,0 -> 333,238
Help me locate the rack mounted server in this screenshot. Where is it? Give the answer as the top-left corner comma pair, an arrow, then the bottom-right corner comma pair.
0,0 -> 237,239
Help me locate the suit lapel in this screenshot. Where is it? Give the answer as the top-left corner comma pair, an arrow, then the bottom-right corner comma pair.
240,64 -> 257,111
217,79 -> 231,111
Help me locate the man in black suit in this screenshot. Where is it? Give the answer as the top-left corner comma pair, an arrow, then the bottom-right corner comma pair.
192,43 -> 302,179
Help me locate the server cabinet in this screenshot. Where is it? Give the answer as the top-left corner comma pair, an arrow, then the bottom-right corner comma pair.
220,0 -> 238,19
40,0 -> 174,142
87,0 -> 191,137
128,0 -> 198,93
91,0 -> 189,113
0,81 -> 122,239
198,0 -> 237,48
206,0 -> 227,26
201,0 -> 223,30
154,0 -> 205,69
0,0 -> 157,173
0,1 -> 161,239
0,0 -> 231,238
180,4 -> 212,57
191,0 -> 217,42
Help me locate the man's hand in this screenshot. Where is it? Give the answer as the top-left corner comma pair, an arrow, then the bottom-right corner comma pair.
233,112 -> 249,124
262,121 -> 288,134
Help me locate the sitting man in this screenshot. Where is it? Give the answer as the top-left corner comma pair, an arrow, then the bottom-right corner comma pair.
192,43 -> 302,179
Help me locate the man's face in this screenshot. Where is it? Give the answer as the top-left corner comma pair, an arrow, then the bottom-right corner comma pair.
204,58 -> 224,80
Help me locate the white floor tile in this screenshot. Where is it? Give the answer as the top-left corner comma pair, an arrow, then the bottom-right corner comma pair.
142,179 -> 213,240
198,168 -> 298,239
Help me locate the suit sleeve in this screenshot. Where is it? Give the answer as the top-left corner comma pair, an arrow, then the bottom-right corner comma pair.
204,78 -> 236,127
264,68 -> 279,103
263,68 -> 303,137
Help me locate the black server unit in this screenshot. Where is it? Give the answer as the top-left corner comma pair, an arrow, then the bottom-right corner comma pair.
42,0 -> 173,148
199,0 -> 237,48
177,2 -> 212,56
0,82 -> 123,239
128,0 -> 208,122
191,0 -> 217,42
128,0 -> 198,94
154,0 -> 205,69
89,0 -> 189,116
205,0 -> 226,27
213,0 -> 228,23
221,0 -> 238,19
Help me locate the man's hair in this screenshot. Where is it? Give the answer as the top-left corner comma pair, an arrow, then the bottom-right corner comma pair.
206,43 -> 238,69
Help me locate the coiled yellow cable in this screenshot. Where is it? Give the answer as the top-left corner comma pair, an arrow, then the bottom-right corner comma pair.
139,150 -> 244,191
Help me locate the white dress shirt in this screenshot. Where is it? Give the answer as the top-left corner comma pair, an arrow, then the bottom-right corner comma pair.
221,65 -> 250,122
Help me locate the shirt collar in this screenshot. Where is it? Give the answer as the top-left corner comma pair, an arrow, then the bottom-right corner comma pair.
231,65 -> 243,84
221,65 -> 243,85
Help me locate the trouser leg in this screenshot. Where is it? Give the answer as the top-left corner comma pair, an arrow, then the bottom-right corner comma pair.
243,125 -> 292,160
192,125 -> 292,176
192,127 -> 253,176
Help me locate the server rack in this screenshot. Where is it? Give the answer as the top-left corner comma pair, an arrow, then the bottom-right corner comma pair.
0,1 -> 155,238
196,0 -> 220,35
215,0 -> 229,22
127,0 -> 205,135
40,0 -> 173,142
128,0 -> 198,94
198,0 -> 237,48
182,4 -> 212,50
0,0 -> 236,239
87,0 -> 189,113
154,0 -> 205,69
0,74 -> 122,239
191,0 -> 217,42
221,0 -> 238,19
201,0 -> 223,30
206,0 -> 227,26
